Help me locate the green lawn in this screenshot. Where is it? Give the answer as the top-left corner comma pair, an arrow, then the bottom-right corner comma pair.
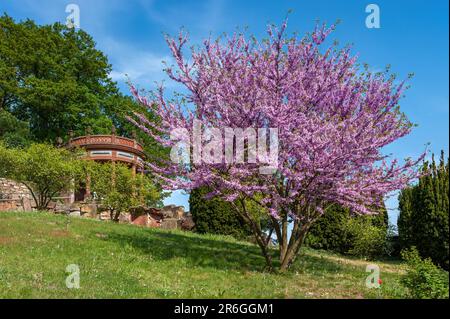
0,211 -> 408,298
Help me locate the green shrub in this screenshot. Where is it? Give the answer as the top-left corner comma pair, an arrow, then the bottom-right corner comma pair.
401,247 -> 449,299
306,204 -> 389,258
305,205 -> 350,252
189,187 -> 252,239
343,217 -> 388,259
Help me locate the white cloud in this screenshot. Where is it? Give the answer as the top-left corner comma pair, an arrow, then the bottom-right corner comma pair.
100,37 -> 178,92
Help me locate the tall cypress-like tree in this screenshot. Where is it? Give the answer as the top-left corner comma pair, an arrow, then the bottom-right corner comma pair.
398,151 -> 449,270
398,187 -> 415,248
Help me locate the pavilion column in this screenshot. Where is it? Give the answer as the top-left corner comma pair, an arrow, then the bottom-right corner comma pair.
139,167 -> 145,205
69,178 -> 75,204
85,174 -> 91,200
132,163 -> 137,198
111,160 -> 116,188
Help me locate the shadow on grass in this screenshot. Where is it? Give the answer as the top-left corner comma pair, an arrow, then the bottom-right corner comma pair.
292,251 -> 345,275
97,227 -> 351,275
100,229 -> 281,272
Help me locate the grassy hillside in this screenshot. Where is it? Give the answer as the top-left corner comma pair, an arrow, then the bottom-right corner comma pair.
0,212 -> 408,298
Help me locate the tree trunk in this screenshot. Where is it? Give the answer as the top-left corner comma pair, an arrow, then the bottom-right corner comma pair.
257,239 -> 274,272
246,218 -> 274,272
279,229 -> 307,271
279,212 -> 288,262
231,199 -> 274,272
230,197 -> 320,272
36,193 -> 48,211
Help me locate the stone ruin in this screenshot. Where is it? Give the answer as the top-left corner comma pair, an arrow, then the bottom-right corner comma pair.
50,201 -> 194,231
129,205 -> 194,231
0,177 -> 194,231
0,178 -> 33,212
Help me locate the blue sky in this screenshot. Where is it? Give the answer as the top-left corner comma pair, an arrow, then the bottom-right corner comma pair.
1,0 -> 448,224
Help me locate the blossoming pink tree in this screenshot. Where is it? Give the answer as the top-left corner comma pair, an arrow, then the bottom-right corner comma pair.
130,21 -> 424,271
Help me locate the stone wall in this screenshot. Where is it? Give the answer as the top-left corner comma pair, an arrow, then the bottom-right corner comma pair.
0,178 -> 34,211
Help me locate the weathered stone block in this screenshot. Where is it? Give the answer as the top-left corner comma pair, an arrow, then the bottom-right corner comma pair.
160,218 -> 179,230
180,215 -> 195,231
131,214 -> 148,226
69,211 -> 81,217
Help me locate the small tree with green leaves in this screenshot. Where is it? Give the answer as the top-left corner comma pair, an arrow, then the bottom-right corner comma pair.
0,143 -> 83,210
89,162 -> 161,221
